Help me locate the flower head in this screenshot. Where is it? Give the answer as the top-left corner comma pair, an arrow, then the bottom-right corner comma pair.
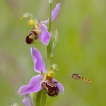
21,3 -> 61,46
18,47 -> 64,97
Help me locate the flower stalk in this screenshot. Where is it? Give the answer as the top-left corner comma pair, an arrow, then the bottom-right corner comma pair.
33,90 -> 47,106
47,2 -> 52,62
48,3 -> 52,32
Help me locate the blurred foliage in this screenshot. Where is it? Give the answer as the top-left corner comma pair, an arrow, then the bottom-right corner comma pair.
0,0 -> 106,106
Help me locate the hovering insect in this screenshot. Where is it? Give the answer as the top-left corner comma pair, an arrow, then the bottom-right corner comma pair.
72,73 -> 92,84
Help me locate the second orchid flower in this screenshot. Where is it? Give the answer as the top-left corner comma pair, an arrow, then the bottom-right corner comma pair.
21,3 -> 60,46
18,47 -> 64,97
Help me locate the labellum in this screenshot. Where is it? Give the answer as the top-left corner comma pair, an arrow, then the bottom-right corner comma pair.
26,26 -> 40,44
41,81 -> 59,97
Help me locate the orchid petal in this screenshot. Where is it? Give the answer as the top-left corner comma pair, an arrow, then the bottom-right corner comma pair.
40,24 -> 50,46
57,82 -> 64,94
41,3 -> 61,24
51,3 -> 61,21
18,74 -> 43,95
53,78 -> 64,94
31,47 -> 46,73
22,94 -> 34,106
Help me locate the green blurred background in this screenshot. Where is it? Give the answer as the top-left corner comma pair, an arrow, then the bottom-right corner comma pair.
0,0 -> 106,106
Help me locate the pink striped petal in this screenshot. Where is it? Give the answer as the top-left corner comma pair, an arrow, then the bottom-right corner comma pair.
40,24 -> 50,46
41,3 -> 61,24
31,47 -> 47,73
18,74 -> 43,95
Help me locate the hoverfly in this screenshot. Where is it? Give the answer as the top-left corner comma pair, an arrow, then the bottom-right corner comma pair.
72,73 -> 92,84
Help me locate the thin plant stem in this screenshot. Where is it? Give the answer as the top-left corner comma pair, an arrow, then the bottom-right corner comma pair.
47,3 -> 52,63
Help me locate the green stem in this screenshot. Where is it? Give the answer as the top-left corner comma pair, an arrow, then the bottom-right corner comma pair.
34,90 -> 47,106
48,3 -> 52,32
40,90 -> 47,106
47,3 -> 52,62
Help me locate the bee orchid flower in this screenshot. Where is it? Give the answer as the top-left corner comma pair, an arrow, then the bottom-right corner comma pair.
18,47 -> 64,97
23,3 -> 61,46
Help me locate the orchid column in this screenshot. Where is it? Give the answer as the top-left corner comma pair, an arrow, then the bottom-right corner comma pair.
18,1 -> 64,106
